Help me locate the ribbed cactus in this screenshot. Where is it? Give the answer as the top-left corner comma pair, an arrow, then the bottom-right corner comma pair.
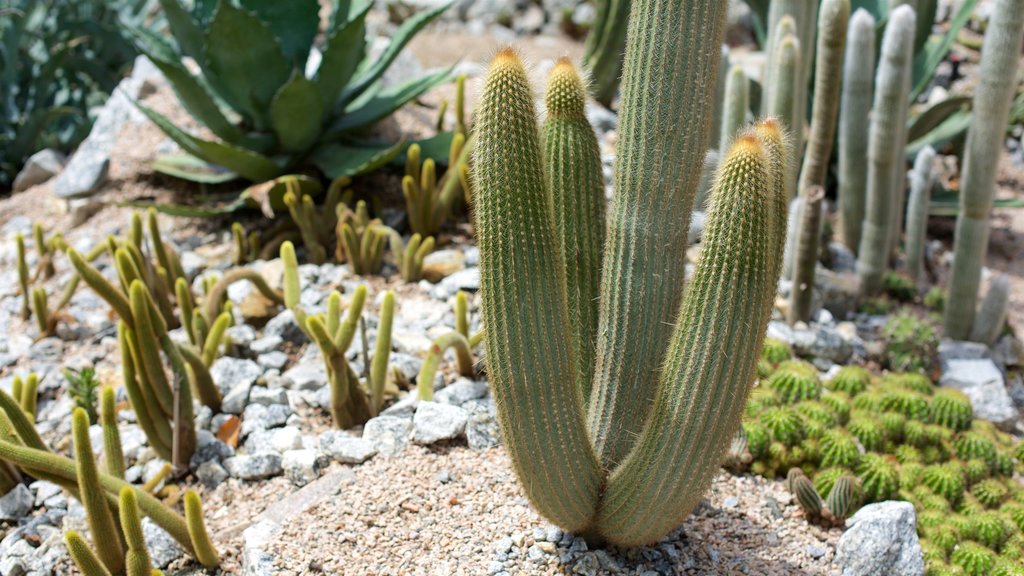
386,231 -> 435,282
903,146 -> 937,284
718,65 -> 749,153
765,25 -> 801,201
857,5 -> 916,295
944,0 -> 1024,339
73,408 -> 124,573
788,186 -> 825,324
583,0 -> 631,106
710,45 -> 730,147
969,275 -> 1010,345
792,472 -> 824,517
402,126 -> 473,236
473,0 -> 788,542
541,58 -> 606,397
100,387 -> 125,480
797,0 -> 849,196
184,490 -> 220,568
825,475 -> 861,521
838,9 -> 876,253
336,201 -> 388,275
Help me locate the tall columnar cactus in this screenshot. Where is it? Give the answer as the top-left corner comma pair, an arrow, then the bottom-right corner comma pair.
857,6 -> 916,296
838,10 -> 876,252
541,58 -> 606,396
797,0 -> 850,196
789,187 -> 825,324
473,0 -> 788,543
903,146 -> 936,284
944,0 -> 1024,339
969,275 -> 1010,345
710,45 -> 730,147
583,0 -> 631,106
765,24 -> 801,201
718,65 -> 749,153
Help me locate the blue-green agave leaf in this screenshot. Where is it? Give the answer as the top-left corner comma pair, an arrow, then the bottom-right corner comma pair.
310,139 -> 406,179
910,0 -> 977,102
238,0 -> 320,67
158,0 -> 204,61
121,197 -> 248,217
316,3 -> 371,111
270,73 -> 325,153
153,154 -> 239,184
329,67 -> 452,138
905,109 -> 970,158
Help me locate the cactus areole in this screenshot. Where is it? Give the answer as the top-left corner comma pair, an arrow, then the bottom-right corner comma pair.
471,0 -> 790,546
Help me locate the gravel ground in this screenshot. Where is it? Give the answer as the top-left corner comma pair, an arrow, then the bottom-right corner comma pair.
265,445 -> 841,576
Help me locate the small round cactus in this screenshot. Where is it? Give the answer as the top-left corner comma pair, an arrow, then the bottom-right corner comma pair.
857,453 -> 899,502
928,525 -> 962,557
969,512 -> 1010,550
884,372 -> 935,396
895,445 -> 923,465
820,429 -> 861,469
920,539 -> 949,565
964,459 -> 991,486
826,366 -> 871,397
880,411 -> 907,442
747,386 -> 783,417
791,474 -> 824,518
957,493 -> 985,517
992,558 -> 1024,576
760,407 -> 806,447
762,337 -> 793,366
768,360 -> 822,403
821,392 -> 852,425
879,388 -> 930,421
824,475 -> 861,521
923,463 -> 966,507
1002,502 -> 1024,532
955,433 -> 998,468
849,415 -> 885,452
931,389 -> 974,432
814,466 -> 855,498
852,389 -> 885,412
882,271 -> 917,301
951,541 -> 996,576
925,561 -> 968,576
899,461 -> 925,490
972,479 -> 1009,509
994,452 -> 1014,478
743,421 -> 771,458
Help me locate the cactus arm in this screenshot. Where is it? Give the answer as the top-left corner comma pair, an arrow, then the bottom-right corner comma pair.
789,186 -> 825,323
455,291 -> 469,338
65,531 -> 114,576
178,345 -> 223,412
100,387 -> 126,480
333,284 -> 366,352
175,278 -> 196,346
588,0 -> 728,468
765,20 -> 800,190
119,324 -> 173,459
416,331 -> 474,401
184,490 -> 220,568
837,9 -> 876,252
797,0 -> 849,195
583,0 -> 631,106
856,6 -> 916,295
128,283 -> 175,417
120,487 -> 153,575
200,268 -> 284,324
596,128 -> 787,545
200,312 -> 231,366
73,408 -> 125,574
473,48 -> 602,531
903,145 -> 936,283
711,45 -> 730,145
31,288 -> 49,335
0,388 -> 47,451
944,0 -> 1024,338
541,58 -> 606,401
369,291 -> 394,414
718,65 -> 750,153
68,249 -> 134,324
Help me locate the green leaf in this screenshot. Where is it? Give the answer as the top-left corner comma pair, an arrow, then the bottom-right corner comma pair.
134,100 -> 283,182
204,1 -> 291,127
241,174 -> 323,216
910,0 -> 977,102
342,1 -> 452,103
310,139 -> 406,179
153,154 -> 239,184
315,4 -> 371,111
158,0 -> 204,61
907,96 -> 971,143
929,187 -> 1024,216
390,132 -> 455,167
238,0 -> 320,66
329,67 -> 452,138
270,73 -> 325,153
192,0 -> 217,25
905,109 -> 971,158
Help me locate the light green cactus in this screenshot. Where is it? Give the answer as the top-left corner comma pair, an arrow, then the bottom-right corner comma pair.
711,45 -> 730,147
416,291 -> 482,401
838,9 -> 876,253
788,186 -> 825,323
583,0 -> 631,107
969,275 -> 1010,345
73,408 -> 124,573
903,145 -> 937,284
857,5 -> 916,295
472,0 -> 788,542
765,25 -> 801,201
718,64 -> 749,154
944,0 -> 1024,339
100,387 -> 125,480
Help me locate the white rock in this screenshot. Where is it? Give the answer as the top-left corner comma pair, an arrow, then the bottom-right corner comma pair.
835,501 -> 923,576
413,401 -> 468,444
940,358 -> 1019,430
0,484 -> 33,521
282,449 -> 324,487
362,415 -> 412,456
319,431 -> 378,464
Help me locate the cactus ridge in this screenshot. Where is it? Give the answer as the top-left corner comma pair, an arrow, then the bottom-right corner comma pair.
825,475 -> 861,521
826,366 -> 871,396
930,389 -> 974,432
858,453 -> 899,502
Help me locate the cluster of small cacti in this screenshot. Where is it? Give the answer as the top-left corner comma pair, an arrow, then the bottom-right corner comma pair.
881,310 -> 939,372
739,345 -> 1024,575
417,291 -> 483,400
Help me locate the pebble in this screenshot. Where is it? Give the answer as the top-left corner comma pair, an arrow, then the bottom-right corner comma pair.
196,461 -> 229,488
224,452 -> 284,480
282,449 -> 325,487
362,415 -> 413,456
249,386 -> 289,406
143,517 -> 186,568
320,431 -> 378,464
0,484 -> 34,521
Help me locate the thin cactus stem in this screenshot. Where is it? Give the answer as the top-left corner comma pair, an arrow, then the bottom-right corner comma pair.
175,278 -> 196,346
200,268 -> 284,323
119,323 -> 173,459
542,58 -> 606,401
711,45 -> 730,146
369,291 -> 394,415
178,345 -> 223,412
31,287 -> 49,335
100,387 -> 126,480
17,233 -> 30,320
120,486 -> 153,575
903,146 -> 936,284
184,490 -> 220,568
201,312 -> 231,366
838,9 -> 876,252
455,291 -> 469,338
718,65 -> 749,154
969,274 -> 1010,345
73,408 -> 125,574
417,331 -> 474,401
141,463 -> 171,494
857,6 -> 916,295
944,0 -> 1024,338
65,531 -> 114,576
788,187 -> 825,324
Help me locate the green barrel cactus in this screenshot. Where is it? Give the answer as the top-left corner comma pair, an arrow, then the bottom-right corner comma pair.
826,365 -> 871,396
820,429 -> 861,469
858,453 -> 899,502
472,0 -> 789,544
837,9 -> 876,252
930,389 -> 973,432
924,463 -> 966,507
768,360 -> 822,403
944,0 -> 1024,339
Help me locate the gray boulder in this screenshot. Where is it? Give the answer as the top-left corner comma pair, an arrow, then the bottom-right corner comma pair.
413,401 -> 468,444
940,358 -> 1019,430
835,501 -> 923,576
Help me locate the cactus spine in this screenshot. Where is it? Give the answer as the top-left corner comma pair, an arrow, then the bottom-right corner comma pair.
969,275 -> 1010,345
73,408 -> 125,574
856,5 -> 916,295
838,9 -> 876,253
718,65 -> 749,153
944,0 -> 1024,339
474,0 -> 793,545
903,146 -> 936,284
797,0 -> 849,197
789,187 -> 825,324
583,0 -> 631,107
542,58 -> 606,397
66,530 -> 113,576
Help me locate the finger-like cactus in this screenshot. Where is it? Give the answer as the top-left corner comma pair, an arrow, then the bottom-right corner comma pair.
474,0 -> 787,541
184,490 -> 220,568
120,486 -> 153,576
903,146 -> 936,283
386,231 -> 435,282
403,127 -> 474,236
788,186 -> 825,323
857,6 -> 916,295
825,475 -> 861,521
417,292 -> 480,401
73,408 -> 124,573
336,201 -> 387,276
969,275 -> 1010,345
65,530 -> 113,576
838,9 -> 876,253
100,387 -> 125,480
718,65 -> 749,154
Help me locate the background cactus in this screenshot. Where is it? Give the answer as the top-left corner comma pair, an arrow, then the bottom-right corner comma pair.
903,146 -> 937,284
582,0 -> 631,106
969,275 -> 1010,345
943,0 -> 1024,339
857,5 -> 915,295
718,64 -> 750,154
837,9 -> 876,252
764,25 -> 801,201
788,186 -> 824,323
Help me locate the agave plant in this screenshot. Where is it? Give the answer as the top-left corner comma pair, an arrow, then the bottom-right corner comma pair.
126,0 -> 452,184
